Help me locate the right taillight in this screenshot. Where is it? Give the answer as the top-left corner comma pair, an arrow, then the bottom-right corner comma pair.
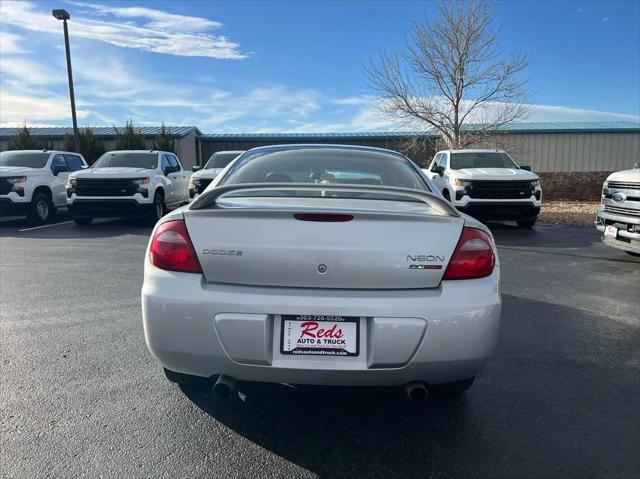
149,220 -> 202,274
443,227 -> 495,280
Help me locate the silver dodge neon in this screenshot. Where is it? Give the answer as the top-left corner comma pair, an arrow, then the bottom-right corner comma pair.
141,145 -> 501,399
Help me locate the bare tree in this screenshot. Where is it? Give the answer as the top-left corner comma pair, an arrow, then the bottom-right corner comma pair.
366,0 -> 530,149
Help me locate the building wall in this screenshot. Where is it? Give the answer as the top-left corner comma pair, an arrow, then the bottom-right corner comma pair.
473,132 -> 640,172
197,138 -> 437,167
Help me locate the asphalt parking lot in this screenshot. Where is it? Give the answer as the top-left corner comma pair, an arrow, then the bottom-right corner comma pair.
1,215 -> 639,479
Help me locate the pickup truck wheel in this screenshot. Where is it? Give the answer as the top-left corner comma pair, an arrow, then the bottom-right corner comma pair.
28,192 -> 54,224
442,190 -> 451,202
73,216 -> 93,226
150,192 -> 166,223
517,217 -> 537,228
163,367 -> 208,385
430,377 -> 475,395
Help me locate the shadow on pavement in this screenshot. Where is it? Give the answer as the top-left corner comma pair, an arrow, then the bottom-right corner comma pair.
177,293 -> 639,478
0,215 -> 153,239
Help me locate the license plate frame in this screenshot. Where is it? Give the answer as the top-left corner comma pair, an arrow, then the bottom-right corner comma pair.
280,315 -> 360,357
604,225 -> 618,238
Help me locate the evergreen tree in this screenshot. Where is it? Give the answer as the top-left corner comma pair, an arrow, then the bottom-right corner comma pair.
7,124 -> 52,150
151,122 -> 176,153
63,127 -> 106,165
113,120 -> 146,150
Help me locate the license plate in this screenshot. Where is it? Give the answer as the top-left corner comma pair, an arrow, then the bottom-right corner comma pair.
604,225 -> 618,238
280,315 -> 359,357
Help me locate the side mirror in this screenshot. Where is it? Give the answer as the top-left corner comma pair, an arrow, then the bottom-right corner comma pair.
434,165 -> 445,176
52,164 -> 68,175
192,165 -> 201,172
520,165 -> 531,171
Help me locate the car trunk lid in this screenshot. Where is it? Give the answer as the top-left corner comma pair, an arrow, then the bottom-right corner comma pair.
183,195 -> 463,289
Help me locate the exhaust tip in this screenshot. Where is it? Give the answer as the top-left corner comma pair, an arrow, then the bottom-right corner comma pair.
404,381 -> 429,401
213,375 -> 236,398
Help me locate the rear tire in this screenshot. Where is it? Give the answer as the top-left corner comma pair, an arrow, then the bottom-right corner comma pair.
149,191 -> 165,224
517,217 -> 537,228
430,377 -> 475,395
28,192 -> 54,224
163,368 -> 208,385
73,216 -> 93,226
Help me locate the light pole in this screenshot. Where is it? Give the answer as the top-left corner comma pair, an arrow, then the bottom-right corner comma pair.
52,9 -> 80,153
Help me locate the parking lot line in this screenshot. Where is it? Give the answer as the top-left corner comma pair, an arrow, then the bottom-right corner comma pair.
18,221 -> 74,232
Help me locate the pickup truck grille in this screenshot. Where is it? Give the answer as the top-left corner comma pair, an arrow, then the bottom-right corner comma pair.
75,178 -> 137,197
608,181 -> 640,189
0,178 -> 12,195
604,205 -> 640,217
467,181 -> 533,199
196,178 -> 213,194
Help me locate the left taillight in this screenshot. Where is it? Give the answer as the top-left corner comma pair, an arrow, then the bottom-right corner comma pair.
149,220 -> 202,274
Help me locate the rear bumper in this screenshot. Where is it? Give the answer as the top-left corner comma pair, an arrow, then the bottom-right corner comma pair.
456,201 -> 540,221
70,199 -> 151,217
0,197 -> 30,217
142,262 -> 501,386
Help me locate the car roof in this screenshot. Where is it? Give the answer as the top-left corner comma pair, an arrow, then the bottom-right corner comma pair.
211,150 -> 245,155
1,149 -> 81,155
244,143 -> 409,159
437,148 -> 506,154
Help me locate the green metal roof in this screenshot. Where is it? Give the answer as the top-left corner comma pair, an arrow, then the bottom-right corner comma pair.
197,122 -> 640,141
0,126 -> 202,139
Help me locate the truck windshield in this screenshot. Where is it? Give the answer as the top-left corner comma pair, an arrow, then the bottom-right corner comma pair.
93,152 -> 158,169
450,152 -> 518,170
203,152 -> 242,169
0,152 -> 49,168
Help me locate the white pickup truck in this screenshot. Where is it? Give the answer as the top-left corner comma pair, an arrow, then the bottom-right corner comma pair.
188,150 -> 244,199
595,165 -> 640,256
0,149 -> 87,224
67,150 -> 189,225
424,149 -> 542,227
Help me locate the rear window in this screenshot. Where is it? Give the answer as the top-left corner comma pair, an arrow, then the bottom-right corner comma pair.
0,152 -> 49,168
204,152 -> 242,169
93,152 -> 158,169
450,152 -> 517,170
220,148 -> 427,192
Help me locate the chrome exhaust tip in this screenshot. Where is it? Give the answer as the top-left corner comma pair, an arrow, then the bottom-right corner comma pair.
404,381 -> 429,401
213,374 -> 236,398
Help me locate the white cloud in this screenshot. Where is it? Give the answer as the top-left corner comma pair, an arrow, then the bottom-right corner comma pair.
66,1 -> 222,32
0,91 -> 88,125
1,1 -> 246,59
0,30 -> 27,54
527,103 -> 639,122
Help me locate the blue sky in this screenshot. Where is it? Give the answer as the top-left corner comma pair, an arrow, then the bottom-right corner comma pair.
1,0 -> 639,132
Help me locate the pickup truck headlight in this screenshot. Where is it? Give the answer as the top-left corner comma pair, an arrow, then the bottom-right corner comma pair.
66,177 -> 77,197
188,177 -> 200,189
453,178 -> 472,189
530,179 -> 540,188
6,176 -> 26,196
133,178 -> 150,197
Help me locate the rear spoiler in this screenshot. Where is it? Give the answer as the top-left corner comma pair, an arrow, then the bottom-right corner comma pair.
189,182 -> 459,217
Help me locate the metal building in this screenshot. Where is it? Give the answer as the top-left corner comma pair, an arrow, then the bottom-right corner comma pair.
0,126 -> 202,169
196,132 -> 437,166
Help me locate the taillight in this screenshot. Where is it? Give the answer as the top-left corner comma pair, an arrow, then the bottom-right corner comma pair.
443,227 -> 495,280
149,220 -> 202,274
